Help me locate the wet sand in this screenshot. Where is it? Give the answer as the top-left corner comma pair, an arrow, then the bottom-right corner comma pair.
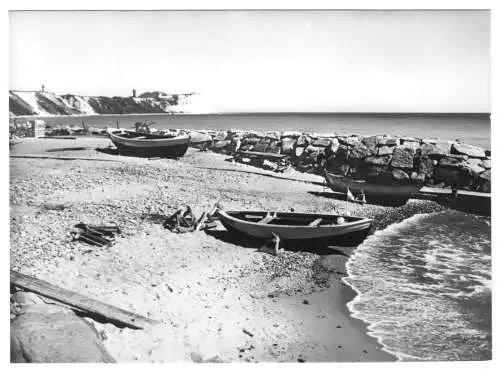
9,137 -> 444,362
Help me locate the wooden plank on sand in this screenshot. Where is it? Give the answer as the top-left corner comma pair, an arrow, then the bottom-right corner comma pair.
10,270 -> 158,330
420,186 -> 490,198
10,155 -> 119,163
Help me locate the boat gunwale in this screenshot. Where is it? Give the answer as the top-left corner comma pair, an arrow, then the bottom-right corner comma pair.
107,129 -> 190,143
218,210 -> 372,230
324,169 -> 424,189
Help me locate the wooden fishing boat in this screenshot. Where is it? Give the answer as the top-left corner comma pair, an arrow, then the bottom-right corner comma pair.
419,187 -> 491,217
107,129 -> 190,158
216,210 -> 373,248
324,170 -> 422,205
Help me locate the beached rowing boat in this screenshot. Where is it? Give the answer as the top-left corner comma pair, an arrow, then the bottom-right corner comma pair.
107,129 -> 190,158
324,170 -> 422,205
216,210 -> 372,248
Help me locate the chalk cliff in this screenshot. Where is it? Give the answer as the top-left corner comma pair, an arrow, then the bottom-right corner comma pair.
9,90 -> 211,116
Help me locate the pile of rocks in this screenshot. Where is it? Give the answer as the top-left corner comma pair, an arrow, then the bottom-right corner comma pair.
191,130 -> 491,193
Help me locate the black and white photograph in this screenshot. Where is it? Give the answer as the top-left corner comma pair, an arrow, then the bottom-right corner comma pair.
8,4 -> 492,364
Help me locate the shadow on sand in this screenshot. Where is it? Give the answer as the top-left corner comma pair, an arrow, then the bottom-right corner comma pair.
191,166 -> 325,186
46,147 -> 90,152
95,147 -> 183,160
205,228 -> 351,256
95,147 -> 120,156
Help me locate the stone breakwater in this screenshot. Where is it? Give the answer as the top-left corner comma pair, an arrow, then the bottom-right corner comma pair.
190,130 -> 491,193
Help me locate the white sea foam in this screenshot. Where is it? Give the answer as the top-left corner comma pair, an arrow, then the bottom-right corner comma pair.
343,210 -> 491,361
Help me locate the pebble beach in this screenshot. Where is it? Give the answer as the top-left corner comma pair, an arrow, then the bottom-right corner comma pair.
10,136 -> 447,362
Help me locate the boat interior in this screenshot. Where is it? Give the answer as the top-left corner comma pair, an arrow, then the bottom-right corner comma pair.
227,211 -> 361,226
112,130 -> 178,139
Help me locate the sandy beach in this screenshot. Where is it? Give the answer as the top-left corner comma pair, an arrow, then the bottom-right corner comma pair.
10,137 -> 445,362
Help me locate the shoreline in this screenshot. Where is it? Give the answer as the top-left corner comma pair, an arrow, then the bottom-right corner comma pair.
10,137 -> 445,362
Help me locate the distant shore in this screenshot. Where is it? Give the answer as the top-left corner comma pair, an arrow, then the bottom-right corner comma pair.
9,136 -> 446,362
11,111 -> 491,120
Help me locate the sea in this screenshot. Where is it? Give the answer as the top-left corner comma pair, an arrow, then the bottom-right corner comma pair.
344,210 -> 491,361
26,112 -> 491,149
23,112 -> 492,360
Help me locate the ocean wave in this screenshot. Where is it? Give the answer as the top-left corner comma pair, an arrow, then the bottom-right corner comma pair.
343,210 -> 491,361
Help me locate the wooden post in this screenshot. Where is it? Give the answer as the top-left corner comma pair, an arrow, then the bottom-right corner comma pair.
82,120 -> 89,135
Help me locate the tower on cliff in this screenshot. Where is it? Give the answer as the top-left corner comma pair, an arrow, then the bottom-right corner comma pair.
41,85 -> 45,92
132,89 -> 136,98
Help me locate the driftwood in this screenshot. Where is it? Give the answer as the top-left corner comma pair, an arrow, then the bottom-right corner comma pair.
72,223 -> 119,247
11,270 -> 159,330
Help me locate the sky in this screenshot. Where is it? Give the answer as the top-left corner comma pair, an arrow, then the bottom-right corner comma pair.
9,10 -> 490,113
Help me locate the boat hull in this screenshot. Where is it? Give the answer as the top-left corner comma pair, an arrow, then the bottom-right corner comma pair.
107,130 -> 190,158
217,210 -> 372,248
324,170 -> 422,205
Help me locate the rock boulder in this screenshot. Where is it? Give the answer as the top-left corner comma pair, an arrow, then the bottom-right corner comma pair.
401,141 -> 420,150
213,140 -> 231,150
241,137 -> 262,146
480,159 -> 491,169
420,143 -> 450,158
391,147 -> 416,169
463,163 -> 485,178
281,138 -> 296,155
338,136 -> 360,147
296,135 -> 311,147
265,131 -> 281,141
312,138 -> 331,147
349,142 -> 373,162
410,171 -> 426,184
451,143 -> 486,159
391,169 -> 410,184
377,145 -> 395,156
438,156 -> 465,168
295,146 -> 305,157
377,137 -> 398,146
416,154 -> 435,178
325,138 -> 340,156
214,131 -> 228,141
362,136 -> 378,149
